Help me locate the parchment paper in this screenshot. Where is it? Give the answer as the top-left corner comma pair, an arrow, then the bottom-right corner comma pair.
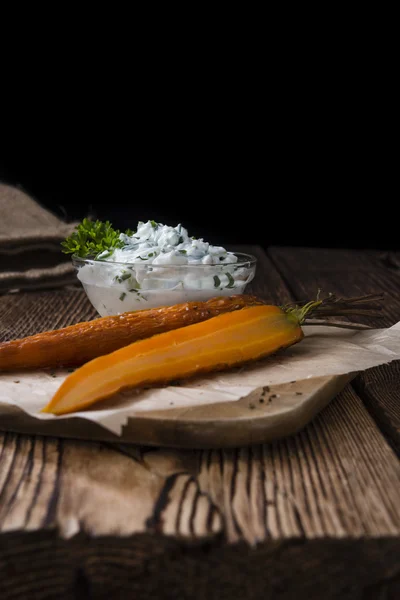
0,322 -> 399,435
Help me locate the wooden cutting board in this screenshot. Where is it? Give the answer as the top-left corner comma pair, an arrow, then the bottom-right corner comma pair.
0,373 -> 354,448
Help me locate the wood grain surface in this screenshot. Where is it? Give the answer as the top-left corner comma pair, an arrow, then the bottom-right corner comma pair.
0,375 -> 355,449
269,246 -> 400,451
0,245 -> 399,599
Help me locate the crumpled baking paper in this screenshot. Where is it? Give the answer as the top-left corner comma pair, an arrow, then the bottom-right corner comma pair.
0,322 -> 399,435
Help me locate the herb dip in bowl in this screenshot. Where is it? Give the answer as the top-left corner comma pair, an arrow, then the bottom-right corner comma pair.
72,221 -> 257,316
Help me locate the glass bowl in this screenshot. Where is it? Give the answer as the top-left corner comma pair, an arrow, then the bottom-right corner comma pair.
72,252 -> 257,316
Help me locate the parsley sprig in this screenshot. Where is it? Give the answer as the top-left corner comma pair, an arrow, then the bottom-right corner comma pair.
61,219 -> 125,258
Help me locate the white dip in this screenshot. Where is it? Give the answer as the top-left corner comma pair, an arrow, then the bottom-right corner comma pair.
76,221 -> 256,316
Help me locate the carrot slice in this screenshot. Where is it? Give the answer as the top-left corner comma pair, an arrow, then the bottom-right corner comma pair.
42,305 -> 303,415
0,295 -> 263,372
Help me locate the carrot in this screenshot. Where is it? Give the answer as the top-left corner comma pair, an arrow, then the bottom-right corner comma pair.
0,295 -> 263,372
41,293 -> 385,416
42,305 -> 303,415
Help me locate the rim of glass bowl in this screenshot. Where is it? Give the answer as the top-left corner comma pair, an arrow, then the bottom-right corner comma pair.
72,252 -> 257,269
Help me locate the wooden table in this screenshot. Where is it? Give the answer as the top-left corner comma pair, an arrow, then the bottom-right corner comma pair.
0,246 -> 399,600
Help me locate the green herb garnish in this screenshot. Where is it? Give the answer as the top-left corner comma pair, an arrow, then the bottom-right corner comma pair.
96,250 -> 114,260
129,289 -> 146,300
150,220 -> 158,228
61,218 -> 124,258
119,292 -> 126,301
213,275 -> 221,288
115,271 -> 131,283
226,273 -> 235,288
179,249 -> 187,254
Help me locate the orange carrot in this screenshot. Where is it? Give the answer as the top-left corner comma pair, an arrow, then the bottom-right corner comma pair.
0,295 -> 263,372
42,305 -> 303,415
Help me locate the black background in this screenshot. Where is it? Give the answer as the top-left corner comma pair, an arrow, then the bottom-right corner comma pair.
1,132 -> 396,251
0,51 -> 396,251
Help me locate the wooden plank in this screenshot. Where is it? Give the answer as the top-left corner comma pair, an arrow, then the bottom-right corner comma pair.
192,385 -> 400,544
379,250 -> 400,272
0,531 -> 399,600
234,244 -> 293,305
269,246 -> 400,450
0,374 -> 354,449
0,245 -> 399,557
0,432 -> 222,540
268,247 -> 400,323
0,288 -> 97,343
354,363 -> 400,453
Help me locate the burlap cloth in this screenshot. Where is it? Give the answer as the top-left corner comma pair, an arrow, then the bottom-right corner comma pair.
0,183 -> 79,291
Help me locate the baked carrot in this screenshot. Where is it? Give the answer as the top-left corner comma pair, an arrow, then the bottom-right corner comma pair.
0,295 -> 263,371
41,305 -> 303,415
41,293 -> 384,415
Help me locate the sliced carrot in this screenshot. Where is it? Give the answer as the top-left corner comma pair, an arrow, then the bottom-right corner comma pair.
42,305 -> 303,415
0,294 -> 263,371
